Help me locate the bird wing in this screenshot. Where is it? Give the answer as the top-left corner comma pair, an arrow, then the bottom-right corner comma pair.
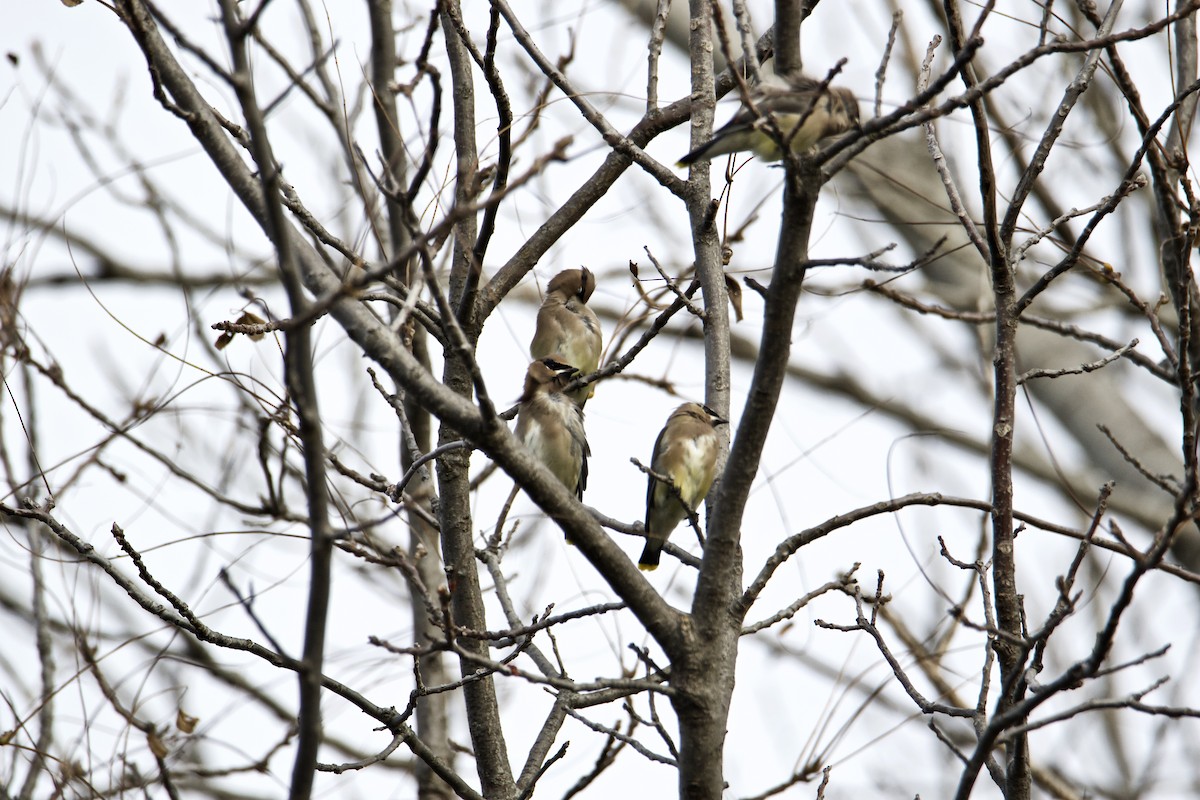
574,408 -> 589,497
644,424 -> 672,529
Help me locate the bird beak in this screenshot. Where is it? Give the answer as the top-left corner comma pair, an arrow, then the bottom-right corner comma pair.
552,363 -> 580,389
702,405 -> 728,426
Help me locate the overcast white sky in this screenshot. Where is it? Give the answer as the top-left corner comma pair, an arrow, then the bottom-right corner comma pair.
3,2 -> 1197,798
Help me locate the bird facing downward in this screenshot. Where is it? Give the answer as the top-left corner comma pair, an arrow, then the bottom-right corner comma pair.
677,75 -> 859,166
639,403 -> 726,571
530,268 -> 603,408
514,357 -> 589,501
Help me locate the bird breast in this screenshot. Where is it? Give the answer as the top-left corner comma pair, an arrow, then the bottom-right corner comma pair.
546,300 -> 601,373
520,395 -> 586,484
671,437 -> 718,504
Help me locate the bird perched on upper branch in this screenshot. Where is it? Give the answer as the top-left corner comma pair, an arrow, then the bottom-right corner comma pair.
514,357 -> 589,501
530,268 -> 602,408
678,75 -> 859,166
639,403 -> 726,571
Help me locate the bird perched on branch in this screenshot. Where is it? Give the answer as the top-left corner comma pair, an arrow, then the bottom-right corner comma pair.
640,403 -> 726,571
514,357 -> 589,501
530,268 -> 602,408
678,75 -> 859,166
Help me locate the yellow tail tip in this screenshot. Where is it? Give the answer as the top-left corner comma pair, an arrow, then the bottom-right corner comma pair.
638,563 -> 658,572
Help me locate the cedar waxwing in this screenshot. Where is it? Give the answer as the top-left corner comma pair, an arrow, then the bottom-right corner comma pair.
514,357 -> 589,501
639,403 -> 726,571
678,75 -> 859,166
530,268 -> 603,407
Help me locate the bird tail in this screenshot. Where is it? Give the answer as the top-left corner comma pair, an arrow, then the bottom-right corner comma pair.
677,142 -> 711,167
677,135 -> 727,167
638,538 -> 663,571
677,125 -> 753,167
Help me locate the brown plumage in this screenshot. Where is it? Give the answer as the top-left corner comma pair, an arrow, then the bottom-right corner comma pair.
639,403 -> 725,571
514,357 -> 589,500
678,75 -> 859,166
530,268 -> 602,408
